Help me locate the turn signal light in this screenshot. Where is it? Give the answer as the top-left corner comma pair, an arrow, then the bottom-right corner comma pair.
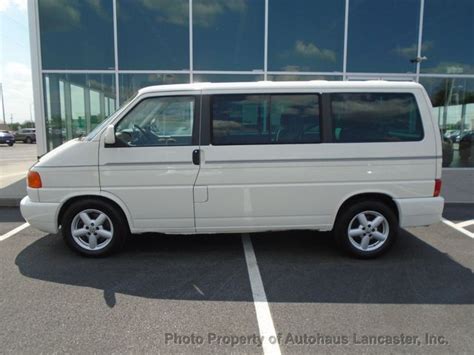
27,170 -> 42,189
433,179 -> 442,197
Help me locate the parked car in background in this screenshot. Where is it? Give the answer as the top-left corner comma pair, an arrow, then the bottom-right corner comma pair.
444,130 -> 460,143
0,130 -> 15,146
459,130 -> 473,161
441,135 -> 454,167
15,128 -> 36,143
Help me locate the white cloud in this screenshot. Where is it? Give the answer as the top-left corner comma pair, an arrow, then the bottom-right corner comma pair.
0,0 -> 27,12
393,41 -> 434,59
0,62 -> 33,123
294,40 -> 336,63
139,0 -> 246,28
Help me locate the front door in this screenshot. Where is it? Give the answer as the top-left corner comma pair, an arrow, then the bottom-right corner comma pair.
99,93 -> 200,233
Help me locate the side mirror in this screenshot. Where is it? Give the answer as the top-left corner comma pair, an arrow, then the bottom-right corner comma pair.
104,125 -> 116,145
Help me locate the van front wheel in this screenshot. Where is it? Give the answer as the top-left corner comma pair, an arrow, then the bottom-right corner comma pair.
62,199 -> 126,257
334,200 -> 398,258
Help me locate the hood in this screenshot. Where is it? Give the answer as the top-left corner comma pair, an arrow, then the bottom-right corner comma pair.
36,138 -> 99,167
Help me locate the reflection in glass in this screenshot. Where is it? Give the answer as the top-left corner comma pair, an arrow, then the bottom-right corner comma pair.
268,0 -> 344,72
347,0 -> 419,73
119,74 -> 190,104
420,77 -> 474,167
193,0 -> 264,70
70,85 -> 86,138
117,0 -> 189,70
38,0 -> 114,69
193,74 -> 263,83
211,94 -> 320,145
43,74 -> 116,150
421,0 -> 474,74
267,75 -> 342,81
331,93 -> 423,142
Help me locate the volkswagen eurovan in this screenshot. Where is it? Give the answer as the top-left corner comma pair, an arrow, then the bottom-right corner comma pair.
21,81 -> 444,258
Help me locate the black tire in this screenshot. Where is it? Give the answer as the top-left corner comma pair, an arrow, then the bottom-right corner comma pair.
61,199 -> 128,257
334,200 -> 398,258
8,142 -> 14,146
25,137 -> 32,144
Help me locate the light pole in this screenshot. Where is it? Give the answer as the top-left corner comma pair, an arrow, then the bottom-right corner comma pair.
0,83 -> 6,126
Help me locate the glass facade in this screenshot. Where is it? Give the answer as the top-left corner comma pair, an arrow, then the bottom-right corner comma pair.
347,0 -> 419,73
38,0 -> 114,70
193,0 -> 265,71
36,0 -> 474,168
43,73 -> 115,150
117,0 -> 189,70
268,0 -> 345,72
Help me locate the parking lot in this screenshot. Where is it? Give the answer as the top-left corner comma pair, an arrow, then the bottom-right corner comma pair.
0,203 -> 472,354
0,143 -> 37,201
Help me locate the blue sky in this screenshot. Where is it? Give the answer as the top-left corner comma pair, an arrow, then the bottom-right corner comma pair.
0,0 -> 32,123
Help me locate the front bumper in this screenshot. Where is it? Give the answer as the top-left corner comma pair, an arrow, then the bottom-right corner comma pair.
0,137 -> 15,144
20,196 -> 60,234
394,196 -> 444,228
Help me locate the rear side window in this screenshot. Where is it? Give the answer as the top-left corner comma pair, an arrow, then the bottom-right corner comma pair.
331,93 -> 424,143
212,94 -> 320,145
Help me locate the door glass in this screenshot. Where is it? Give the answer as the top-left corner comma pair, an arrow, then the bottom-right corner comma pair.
115,96 -> 195,147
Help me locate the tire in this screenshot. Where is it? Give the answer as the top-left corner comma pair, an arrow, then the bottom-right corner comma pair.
25,137 -> 32,144
334,200 -> 398,258
61,199 -> 128,257
8,142 -> 14,146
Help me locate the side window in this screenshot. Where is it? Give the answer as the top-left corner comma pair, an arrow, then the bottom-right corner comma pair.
211,94 -> 320,145
115,96 -> 194,147
331,93 -> 424,143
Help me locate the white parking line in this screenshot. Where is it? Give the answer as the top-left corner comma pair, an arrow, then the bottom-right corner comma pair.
456,219 -> 474,228
242,234 -> 281,355
0,223 -> 30,241
442,218 -> 474,239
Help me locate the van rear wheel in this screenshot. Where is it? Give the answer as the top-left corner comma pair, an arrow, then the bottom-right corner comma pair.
334,200 -> 398,258
61,199 -> 127,257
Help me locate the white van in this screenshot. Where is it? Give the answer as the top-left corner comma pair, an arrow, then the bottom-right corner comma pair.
21,81 -> 444,258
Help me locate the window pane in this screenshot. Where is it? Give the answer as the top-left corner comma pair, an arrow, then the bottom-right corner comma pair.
193,0 -> 264,71
193,74 -> 263,83
268,0 -> 344,72
420,77 -> 474,168
421,0 -> 474,74
119,73 -> 190,104
117,0 -> 189,70
270,95 -> 321,144
43,74 -> 116,150
212,94 -> 320,145
347,0 -> 419,73
331,93 -> 423,142
39,0 -> 114,70
116,96 -> 194,147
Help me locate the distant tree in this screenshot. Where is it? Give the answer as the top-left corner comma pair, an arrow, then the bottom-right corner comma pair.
22,121 -> 35,128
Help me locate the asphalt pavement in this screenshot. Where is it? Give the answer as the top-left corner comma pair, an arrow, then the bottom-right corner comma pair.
0,204 -> 472,354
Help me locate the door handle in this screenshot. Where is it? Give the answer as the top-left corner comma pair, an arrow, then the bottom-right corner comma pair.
192,149 -> 200,165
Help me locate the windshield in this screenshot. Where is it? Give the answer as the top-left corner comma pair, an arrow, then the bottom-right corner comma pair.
84,93 -> 138,141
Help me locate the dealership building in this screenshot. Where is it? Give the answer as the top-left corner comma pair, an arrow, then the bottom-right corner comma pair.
28,0 -> 473,172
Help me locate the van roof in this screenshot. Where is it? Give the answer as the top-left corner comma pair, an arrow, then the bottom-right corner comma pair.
138,80 -> 423,94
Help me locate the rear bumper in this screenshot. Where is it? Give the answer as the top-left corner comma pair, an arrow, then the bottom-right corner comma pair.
0,137 -> 15,143
20,196 -> 60,234
394,197 -> 444,228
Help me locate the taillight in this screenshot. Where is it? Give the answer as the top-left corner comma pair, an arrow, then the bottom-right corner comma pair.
27,170 -> 42,188
433,179 -> 442,197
